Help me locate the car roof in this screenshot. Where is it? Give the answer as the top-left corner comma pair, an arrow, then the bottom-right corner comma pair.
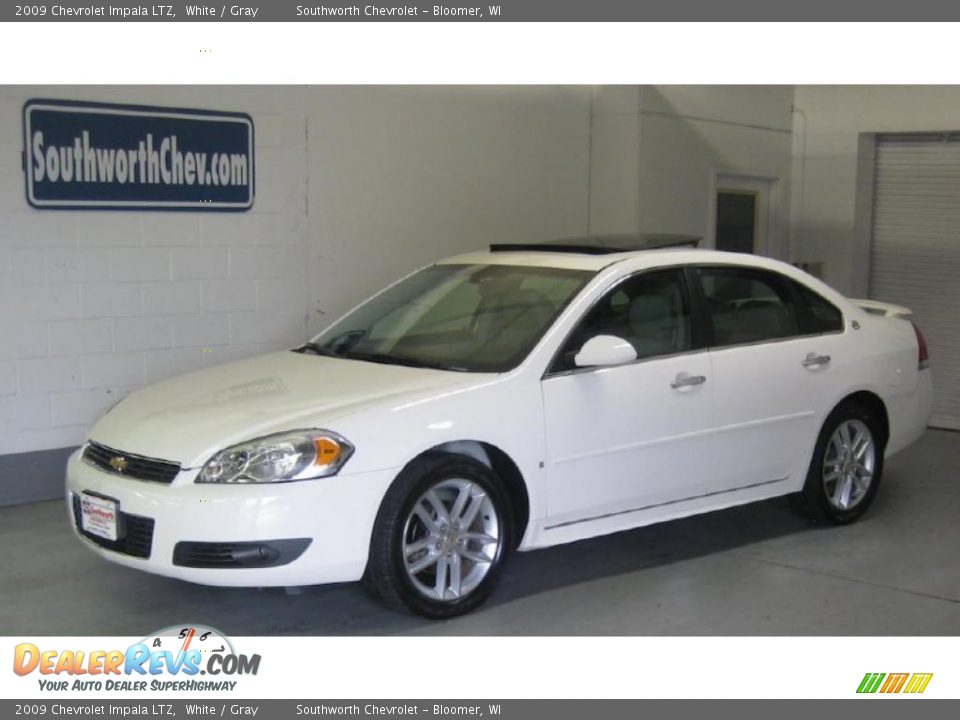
436,243 -> 854,310
489,233 -> 701,255
438,245 -> 799,275
438,233 -> 703,271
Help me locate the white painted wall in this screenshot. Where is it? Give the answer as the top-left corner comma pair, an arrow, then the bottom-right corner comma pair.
791,85 -> 960,293
0,84 -> 796,459
588,86 -> 642,234
305,86 -> 592,330
0,86 -> 592,456
636,85 -> 795,257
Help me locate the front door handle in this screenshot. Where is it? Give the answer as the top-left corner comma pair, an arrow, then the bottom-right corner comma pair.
671,373 -> 707,389
802,352 -> 831,369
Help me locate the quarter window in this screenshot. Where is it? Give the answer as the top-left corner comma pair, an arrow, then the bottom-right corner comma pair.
793,282 -> 844,334
697,267 -> 799,346
552,269 -> 692,372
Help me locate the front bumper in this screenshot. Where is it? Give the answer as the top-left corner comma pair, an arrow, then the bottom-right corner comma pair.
65,449 -> 398,587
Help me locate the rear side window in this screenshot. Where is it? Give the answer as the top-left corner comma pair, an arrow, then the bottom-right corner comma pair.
697,266 -> 799,346
793,282 -> 844,334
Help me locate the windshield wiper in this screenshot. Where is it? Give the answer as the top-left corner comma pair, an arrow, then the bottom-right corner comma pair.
342,351 -> 468,372
296,344 -> 468,372
295,341 -> 340,357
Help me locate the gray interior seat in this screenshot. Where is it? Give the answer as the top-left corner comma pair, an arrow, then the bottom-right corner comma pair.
474,288 -> 554,352
729,301 -> 793,343
628,293 -> 680,358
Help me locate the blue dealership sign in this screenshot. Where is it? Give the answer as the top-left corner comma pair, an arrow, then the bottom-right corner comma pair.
23,99 -> 254,211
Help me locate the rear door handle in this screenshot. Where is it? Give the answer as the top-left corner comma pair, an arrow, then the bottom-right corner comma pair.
802,352 -> 831,369
671,373 -> 707,389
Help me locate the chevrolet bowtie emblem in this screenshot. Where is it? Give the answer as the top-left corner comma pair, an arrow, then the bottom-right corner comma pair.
109,456 -> 128,472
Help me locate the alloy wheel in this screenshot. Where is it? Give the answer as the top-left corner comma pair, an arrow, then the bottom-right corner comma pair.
401,478 -> 501,602
822,418 -> 876,511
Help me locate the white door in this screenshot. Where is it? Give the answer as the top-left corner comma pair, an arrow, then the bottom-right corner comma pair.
871,134 -> 960,429
696,265 -> 846,491
541,268 -> 715,527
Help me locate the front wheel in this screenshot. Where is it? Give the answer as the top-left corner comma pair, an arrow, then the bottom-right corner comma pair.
364,453 -> 512,618
794,403 -> 885,525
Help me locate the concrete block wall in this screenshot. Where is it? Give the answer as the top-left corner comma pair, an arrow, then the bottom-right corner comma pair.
2,84 -> 801,504
0,85 -> 594,504
0,86 -> 310,465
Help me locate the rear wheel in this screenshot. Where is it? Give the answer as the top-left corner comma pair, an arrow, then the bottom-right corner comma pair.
794,403 -> 885,525
364,453 -> 512,618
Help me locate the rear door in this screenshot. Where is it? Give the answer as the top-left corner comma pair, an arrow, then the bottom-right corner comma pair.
695,265 -> 847,492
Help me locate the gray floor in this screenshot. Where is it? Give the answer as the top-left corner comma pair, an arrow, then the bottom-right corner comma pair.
2,429 -> 958,636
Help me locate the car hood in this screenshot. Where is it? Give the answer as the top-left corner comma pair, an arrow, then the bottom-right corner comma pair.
89,350 -> 486,467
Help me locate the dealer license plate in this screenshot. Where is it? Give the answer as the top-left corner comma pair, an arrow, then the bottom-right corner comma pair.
80,493 -> 118,542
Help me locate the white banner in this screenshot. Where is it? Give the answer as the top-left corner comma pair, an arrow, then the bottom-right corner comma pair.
2,636 -> 956,699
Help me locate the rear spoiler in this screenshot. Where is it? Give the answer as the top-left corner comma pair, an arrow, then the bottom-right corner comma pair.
850,298 -> 913,319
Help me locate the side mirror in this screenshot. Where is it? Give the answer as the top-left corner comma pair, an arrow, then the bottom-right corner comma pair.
574,335 -> 637,368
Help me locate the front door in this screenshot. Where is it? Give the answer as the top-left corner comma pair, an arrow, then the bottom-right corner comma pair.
541,268 -> 715,527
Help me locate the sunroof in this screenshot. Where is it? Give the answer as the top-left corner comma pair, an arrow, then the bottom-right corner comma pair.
489,233 -> 701,255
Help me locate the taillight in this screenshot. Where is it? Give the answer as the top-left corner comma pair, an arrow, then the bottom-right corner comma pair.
912,321 -> 930,370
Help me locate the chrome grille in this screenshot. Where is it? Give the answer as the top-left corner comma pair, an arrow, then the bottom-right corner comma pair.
82,441 -> 181,484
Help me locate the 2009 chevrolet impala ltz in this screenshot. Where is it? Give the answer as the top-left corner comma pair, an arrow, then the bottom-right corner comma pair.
66,235 -> 933,617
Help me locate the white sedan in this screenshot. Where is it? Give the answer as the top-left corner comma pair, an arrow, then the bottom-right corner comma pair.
66,236 -> 933,617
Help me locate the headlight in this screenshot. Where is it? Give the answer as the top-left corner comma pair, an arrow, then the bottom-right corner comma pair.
197,430 -> 354,484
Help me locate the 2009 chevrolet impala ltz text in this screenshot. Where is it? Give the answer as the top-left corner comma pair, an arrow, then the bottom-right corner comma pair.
66,235 -> 933,617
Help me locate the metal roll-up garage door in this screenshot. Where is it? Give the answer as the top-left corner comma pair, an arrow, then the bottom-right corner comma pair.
871,133 -> 960,430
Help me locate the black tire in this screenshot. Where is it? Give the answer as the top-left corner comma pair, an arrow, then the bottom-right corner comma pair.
363,452 -> 513,618
792,401 -> 885,525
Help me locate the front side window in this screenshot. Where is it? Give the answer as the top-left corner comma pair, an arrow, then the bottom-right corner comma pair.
552,269 -> 692,372
309,264 -> 592,372
697,266 -> 799,346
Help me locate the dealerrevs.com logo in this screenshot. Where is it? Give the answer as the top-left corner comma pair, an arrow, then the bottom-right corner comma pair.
13,625 -> 260,692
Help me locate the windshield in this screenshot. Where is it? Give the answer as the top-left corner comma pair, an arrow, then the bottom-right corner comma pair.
307,264 -> 592,372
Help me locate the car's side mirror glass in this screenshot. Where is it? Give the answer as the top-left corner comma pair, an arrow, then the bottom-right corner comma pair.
573,335 -> 637,368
